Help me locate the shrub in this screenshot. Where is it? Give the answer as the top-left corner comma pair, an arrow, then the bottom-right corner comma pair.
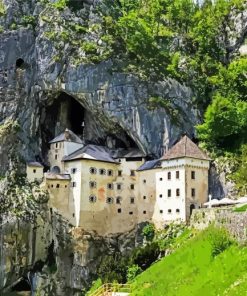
209,227 -> 232,257
127,264 -> 142,282
142,223 -> 155,242
130,242 -> 160,270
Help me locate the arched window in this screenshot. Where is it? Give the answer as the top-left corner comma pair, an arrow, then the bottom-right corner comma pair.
51,166 -> 60,174
90,167 -> 97,174
89,195 -> 97,203
106,197 -> 114,204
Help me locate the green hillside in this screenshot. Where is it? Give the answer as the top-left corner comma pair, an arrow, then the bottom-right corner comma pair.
131,228 -> 247,296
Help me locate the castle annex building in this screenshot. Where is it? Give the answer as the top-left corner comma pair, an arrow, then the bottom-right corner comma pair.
27,130 -> 210,235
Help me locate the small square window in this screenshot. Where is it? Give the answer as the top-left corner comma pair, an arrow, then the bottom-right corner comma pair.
176,171 -> 179,179
118,170 -> 122,176
56,184 -> 60,188
90,167 -> 97,174
117,184 -> 122,190
168,189 -> 171,197
191,171 -> 195,179
51,184 -> 54,188
118,208 -> 122,213
143,210 -> 146,214
159,194 -> 163,198
130,184 -> 135,190
130,170 -> 135,176
116,197 -> 122,204
168,209 -> 172,214
176,209 -> 180,213
160,210 -> 163,214
159,177 -> 163,181
71,168 -> 77,174
129,211 -> 133,215
167,172 -> 171,180
130,197 -> 135,204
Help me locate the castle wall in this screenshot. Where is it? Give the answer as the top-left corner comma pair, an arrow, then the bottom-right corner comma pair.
26,165 -> 43,182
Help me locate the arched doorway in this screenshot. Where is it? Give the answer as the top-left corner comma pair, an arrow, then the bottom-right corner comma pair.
190,204 -> 195,216
51,166 -> 61,174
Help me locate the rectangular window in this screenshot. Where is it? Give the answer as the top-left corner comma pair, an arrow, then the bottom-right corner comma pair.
143,210 -> 146,214
129,211 -> 133,215
72,182 -> 76,188
130,197 -> 135,204
118,208 -> 122,213
107,183 -> 113,190
56,184 -> 60,188
117,184 -> 122,190
33,169 -> 36,173
71,168 -> 77,174
130,184 -> 135,190
160,210 -> 163,214
55,154 -> 58,160
168,189 -> 171,197
191,188 -> 195,197
167,172 -> 171,180
168,209 -> 172,214
176,171 -> 179,179
143,196 -> 146,200
176,189 -> 180,197
159,177 -> 163,181
191,171 -> 195,179
118,170 -> 122,176
130,170 -> 135,176
143,179 -> 146,183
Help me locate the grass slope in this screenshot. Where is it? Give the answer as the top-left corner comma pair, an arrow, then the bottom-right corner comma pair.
131,228 -> 247,296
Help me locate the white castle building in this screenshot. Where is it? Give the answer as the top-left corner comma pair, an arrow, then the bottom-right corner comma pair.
27,130 -> 210,235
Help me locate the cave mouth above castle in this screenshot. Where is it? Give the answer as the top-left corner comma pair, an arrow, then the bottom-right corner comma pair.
41,92 -> 140,159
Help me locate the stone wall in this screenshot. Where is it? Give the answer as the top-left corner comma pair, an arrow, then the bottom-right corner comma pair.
191,208 -> 247,243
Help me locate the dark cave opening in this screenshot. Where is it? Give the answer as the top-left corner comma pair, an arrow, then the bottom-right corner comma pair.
11,278 -> 31,292
16,58 -> 25,69
41,92 -> 141,161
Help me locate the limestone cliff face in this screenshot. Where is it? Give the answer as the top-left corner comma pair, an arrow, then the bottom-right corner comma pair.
0,207 -> 145,295
0,0 -> 200,174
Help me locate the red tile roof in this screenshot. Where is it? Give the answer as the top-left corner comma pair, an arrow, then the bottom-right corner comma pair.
162,135 -> 210,161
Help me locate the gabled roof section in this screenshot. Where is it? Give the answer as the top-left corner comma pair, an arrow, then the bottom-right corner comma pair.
162,135 -> 210,161
49,129 -> 83,144
27,161 -> 44,168
63,144 -> 118,164
137,159 -> 161,171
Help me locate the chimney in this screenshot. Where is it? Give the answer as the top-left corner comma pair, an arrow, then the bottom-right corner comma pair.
64,128 -> 70,141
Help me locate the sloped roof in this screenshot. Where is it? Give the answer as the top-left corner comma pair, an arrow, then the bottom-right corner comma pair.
162,135 -> 210,161
63,144 -> 118,164
45,173 -> 71,180
27,162 -> 44,168
111,148 -> 146,159
49,129 -> 83,144
137,159 -> 161,171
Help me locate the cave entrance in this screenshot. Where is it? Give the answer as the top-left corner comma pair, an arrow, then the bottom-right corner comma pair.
41,92 -> 85,156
